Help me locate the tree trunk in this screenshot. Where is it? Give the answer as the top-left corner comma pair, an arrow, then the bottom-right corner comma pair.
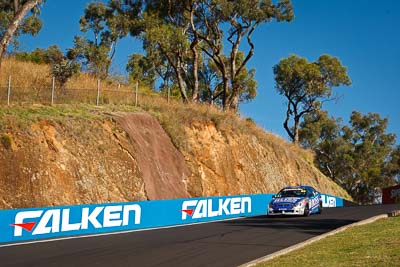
228,29 -> 242,111
0,0 -> 42,72
293,116 -> 300,145
176,59 -> 188,102
228,89 -> 239,111
283,102 -> 295,142
191,44 -> 199,102
221,73 -> 229,110
190,5 -> 199,102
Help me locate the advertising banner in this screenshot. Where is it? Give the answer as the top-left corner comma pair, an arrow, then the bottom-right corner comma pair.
0,193 -> 343,244
0,194 -> 272,244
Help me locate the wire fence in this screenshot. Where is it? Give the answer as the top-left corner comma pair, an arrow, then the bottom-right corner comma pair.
0,76 -> 173,107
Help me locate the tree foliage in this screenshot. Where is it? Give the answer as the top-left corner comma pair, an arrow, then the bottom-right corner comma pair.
274,54 -> 351,144
123,0 -> 293,110
68,0 -> 142,79
0,0 -> 43,71
14,45 -> 63,64
52,59 -> 80,87
126,53 -> 157,88
14,45 -> 79,86
299,110 -> 399,203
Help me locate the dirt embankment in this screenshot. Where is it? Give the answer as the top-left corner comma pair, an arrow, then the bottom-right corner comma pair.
116,113 -> 190,200
0,109 -> 350,209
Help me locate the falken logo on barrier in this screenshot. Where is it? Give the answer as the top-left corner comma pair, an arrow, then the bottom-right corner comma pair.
11,204 -> 141,237
181,197 -> 251,220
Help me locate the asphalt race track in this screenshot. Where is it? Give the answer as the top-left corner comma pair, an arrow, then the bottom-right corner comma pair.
0,204 -> 398,267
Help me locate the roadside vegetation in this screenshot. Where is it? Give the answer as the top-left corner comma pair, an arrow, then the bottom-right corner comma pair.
257,217 -> 400,267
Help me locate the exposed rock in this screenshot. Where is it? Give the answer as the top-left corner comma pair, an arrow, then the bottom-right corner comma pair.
183,121 -> 348,198
0,118 -> 146,208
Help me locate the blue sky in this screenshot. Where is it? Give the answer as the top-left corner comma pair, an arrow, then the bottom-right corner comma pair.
19,0 -> 400,142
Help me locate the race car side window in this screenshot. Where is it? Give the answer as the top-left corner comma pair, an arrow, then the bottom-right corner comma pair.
310,187 -> 318,196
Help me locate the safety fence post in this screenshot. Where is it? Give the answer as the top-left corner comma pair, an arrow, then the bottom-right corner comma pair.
7,75 -> 11,106
96,79 -> 100,106
51,77 -> 55,105
135,81 -> 138,107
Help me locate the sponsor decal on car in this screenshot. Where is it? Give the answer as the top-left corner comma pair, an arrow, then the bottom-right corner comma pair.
272,197 -> 301,204
181,197 -> 252,220
11,204 -> 141,237
309,197 -> 320,209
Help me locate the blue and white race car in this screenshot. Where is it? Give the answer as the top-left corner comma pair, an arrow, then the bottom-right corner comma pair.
268,186 -> 322,216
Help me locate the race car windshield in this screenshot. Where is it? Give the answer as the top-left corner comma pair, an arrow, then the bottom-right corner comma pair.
276,189 -> 307,198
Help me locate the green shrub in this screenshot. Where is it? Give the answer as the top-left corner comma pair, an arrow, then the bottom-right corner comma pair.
0,134 -> 12,150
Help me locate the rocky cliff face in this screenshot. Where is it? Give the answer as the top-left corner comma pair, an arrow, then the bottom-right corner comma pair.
0,115 -> 147,208
183,122 -> 347,197
0,108 -> 349,209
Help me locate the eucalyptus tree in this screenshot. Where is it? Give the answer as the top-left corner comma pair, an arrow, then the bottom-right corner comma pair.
68,0 -> 142,78
299,110 -> 349,182
135,0 -> 293,109
274,54 -> 351,144
192,0 -> 293,110
126,53 -> 157,88
140,1 -> 203,102
299,110 -> 399,203
0,0 -> 43,71
140,10 -> 192,101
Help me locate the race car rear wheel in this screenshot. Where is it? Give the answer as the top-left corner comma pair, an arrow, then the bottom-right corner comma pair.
317,202 -> 323,214
303,204 -> 310,217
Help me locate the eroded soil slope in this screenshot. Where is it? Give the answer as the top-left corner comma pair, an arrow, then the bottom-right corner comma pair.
116,113 -> 190,199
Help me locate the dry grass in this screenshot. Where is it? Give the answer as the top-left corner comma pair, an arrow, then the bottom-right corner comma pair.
65,72 -> 130,91
0,57 -> 51,88
0,57 -> 158,105
0,57 -> 134,91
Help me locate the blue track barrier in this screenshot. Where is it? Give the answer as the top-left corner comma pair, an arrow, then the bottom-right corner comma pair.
0,193 -> 343,244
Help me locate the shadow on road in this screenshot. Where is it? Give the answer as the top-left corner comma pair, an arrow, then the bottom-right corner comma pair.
221,215 -> 357,234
